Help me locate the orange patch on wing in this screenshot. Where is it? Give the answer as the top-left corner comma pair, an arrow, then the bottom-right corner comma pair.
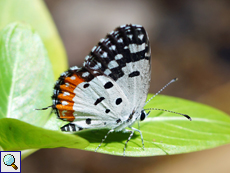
54,74 -> 84,122
64,74 -> 85,86
58,93 -> 75,102
56,105 -> 75,121
59,110 -> 75,122
60,85 -> 74,93
56,104 -> 74,110
63,83 -> 77,90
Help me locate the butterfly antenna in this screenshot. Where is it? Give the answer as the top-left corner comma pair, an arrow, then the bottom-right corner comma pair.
35,105 -> 54,120
35,105 -> 53,110
144,108 -> 191,121
145,78 -> 178,105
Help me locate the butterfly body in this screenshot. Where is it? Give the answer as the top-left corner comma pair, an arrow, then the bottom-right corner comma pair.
52,24 -> 151,154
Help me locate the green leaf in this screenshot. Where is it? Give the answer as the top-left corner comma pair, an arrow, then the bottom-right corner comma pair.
0,118 -> 88,151
77,95 -> 230,156
0,22 -> 53,127
0,0 -> 68,79
0,22 -> 89,153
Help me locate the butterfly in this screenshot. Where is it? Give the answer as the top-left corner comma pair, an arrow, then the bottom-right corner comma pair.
39,24 -> 191,156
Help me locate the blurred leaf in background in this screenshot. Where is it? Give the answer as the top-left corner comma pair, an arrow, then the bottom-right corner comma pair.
0,22 -> 88,157
0,22 -> 54,127
0,0 -> 68,79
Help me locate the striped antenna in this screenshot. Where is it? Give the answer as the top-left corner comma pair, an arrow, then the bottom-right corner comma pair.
35,105 -> 53,110
145,78 -> 178,105
144,108 -> 192,121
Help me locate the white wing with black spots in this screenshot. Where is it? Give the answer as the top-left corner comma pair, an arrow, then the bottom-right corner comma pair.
69,75 -> 132,130
83,24 -> 151,123
52,24 -> 151,132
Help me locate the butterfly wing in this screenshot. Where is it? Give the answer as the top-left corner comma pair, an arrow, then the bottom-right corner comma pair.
53,67 -> 131,131
52,24 -> 151,131
84,24 -> 151,118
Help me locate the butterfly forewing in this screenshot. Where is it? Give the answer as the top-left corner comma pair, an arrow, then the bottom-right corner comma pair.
84,24 -> 151,115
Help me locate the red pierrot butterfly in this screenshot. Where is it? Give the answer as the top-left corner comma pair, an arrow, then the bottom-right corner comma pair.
38,24 -> 191,156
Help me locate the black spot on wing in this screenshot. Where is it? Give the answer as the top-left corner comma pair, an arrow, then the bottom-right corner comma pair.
116,119 -> 121,123
83,83 -> 90,88
104,81 -> 113,89
94,97 -> 105,105
128,71 -> 140,77
115,98 -> 122,105
86,118 -> 91,125
105,109 -> 110,113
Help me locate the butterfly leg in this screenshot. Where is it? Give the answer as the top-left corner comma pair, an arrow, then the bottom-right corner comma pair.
95,129 -> 114,152
129,126 -> 145,151
138,121 -> 140,129
123,129 -> 134,156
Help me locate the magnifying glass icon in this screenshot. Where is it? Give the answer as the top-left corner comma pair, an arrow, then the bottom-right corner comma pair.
3,154 -> 18,170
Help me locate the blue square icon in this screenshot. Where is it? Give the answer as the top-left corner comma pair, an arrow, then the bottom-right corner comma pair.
1,151 -> 21,173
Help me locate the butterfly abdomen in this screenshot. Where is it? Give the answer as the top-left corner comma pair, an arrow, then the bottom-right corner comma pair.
61,123 -> 84,132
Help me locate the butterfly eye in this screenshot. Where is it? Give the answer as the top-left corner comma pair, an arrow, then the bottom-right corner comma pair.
140,110 -> 146,121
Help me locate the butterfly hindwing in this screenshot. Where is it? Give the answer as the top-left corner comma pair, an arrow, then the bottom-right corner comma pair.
72,75 -> 132,130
